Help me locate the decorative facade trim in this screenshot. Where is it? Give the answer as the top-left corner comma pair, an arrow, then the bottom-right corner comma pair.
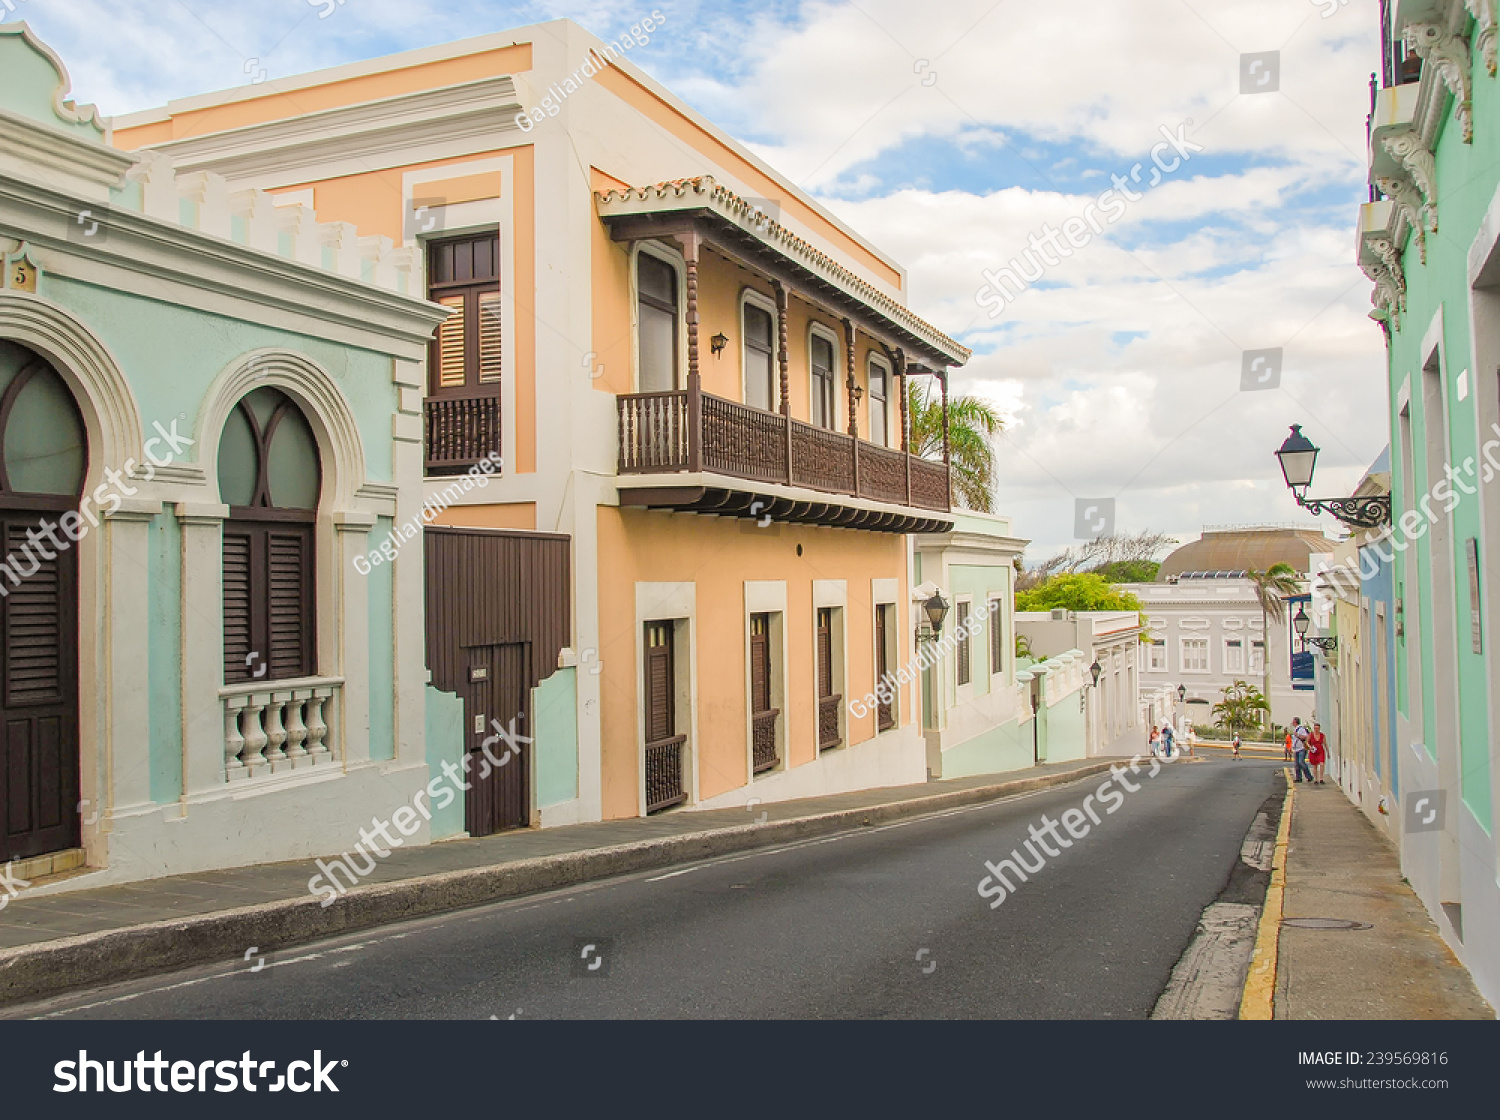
1405,21 -> 1474,142
1466,0 -> 1498,76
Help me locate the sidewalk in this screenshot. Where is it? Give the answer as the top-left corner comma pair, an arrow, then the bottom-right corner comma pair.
1274,780 -> 1493,1019
0,757 -> 1116,1006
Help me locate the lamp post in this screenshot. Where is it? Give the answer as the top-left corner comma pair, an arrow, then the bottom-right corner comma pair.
1274,424 -> 1391,529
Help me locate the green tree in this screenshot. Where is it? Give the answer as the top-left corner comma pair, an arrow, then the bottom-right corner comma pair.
1015,572 -> 1143,613
1247,562 -> 1300,721
1212,680 -> 1270,733
1092,559 -> 1160,584
907,378 -> 1002,512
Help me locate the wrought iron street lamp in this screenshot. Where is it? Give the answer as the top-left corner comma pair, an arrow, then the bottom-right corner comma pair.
1177,683 -> 1187,704
1274,424 -> 1391,529
1292,601 -> 1338,653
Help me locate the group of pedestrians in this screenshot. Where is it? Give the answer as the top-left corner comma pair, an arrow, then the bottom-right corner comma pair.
1285,717 -> 1328,783
1149,718 -> 1326,781
1148,723 -> 1176,758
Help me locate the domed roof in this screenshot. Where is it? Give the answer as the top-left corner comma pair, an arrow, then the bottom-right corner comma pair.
1157,527 -> 1333,581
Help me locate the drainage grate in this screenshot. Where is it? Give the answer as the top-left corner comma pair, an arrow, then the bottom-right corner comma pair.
1281,917 -> 1372,930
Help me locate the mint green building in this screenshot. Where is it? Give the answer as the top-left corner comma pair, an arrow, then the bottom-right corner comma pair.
0,24 -> 448,888
912,512 -> 1096,778
1356,0 -> 1500,1003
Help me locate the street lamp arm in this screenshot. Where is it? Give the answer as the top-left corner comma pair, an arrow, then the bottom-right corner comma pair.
1295,493 -> 1391,530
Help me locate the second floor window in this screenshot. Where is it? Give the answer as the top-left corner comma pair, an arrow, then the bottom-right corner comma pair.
810,331 -> 836,429
1147,639 -> 1166,671
869,357 -> 889,446
1182,638 -> 1208,673
427,233 -> 500,396
744,301 -> 776,412
637,253 -> 679,393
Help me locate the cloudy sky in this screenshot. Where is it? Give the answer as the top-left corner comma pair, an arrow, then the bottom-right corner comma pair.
14,0 -> 1386,560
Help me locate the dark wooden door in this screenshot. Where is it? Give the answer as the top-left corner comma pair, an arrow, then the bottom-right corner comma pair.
816,607 -> 841,748
643,621 -> 684,812
749,613 -> 778,773
0,510 -> 79,861
463,642 -> 530,836
875,604 -> 894,731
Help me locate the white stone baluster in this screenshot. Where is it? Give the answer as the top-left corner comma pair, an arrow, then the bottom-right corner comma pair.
306,688 -> 331,763
264,693 -> 289,765
225,697 -> 248,780
241,695 -> 270,774
284,692 -> 310,764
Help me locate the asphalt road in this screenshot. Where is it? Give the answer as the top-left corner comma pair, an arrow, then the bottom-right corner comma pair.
9,757 -> 1282,1020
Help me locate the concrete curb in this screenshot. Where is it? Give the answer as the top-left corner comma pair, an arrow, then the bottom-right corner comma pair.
0,760 -> 1118,1008
1239,767 -> 1294,1019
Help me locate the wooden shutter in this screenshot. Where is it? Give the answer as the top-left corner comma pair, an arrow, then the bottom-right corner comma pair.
956,602 -> 971,685
478,291 -> 502,383
645,622 -> 674,743
435,295 -> 467,387
222,522 -> 314,683
875,605 -> 888,681
3,520 -> 63,705
989,600 -> 1002,674
816,608 -> 833,698
268,527 -> 313,678
222,529 -> 253,682
750,613 -> 770,714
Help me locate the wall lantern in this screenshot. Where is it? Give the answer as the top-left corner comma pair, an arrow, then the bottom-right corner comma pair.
1274,424 -> 1391,529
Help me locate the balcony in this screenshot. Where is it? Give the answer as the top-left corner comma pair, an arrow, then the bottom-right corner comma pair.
617,388 -> 952,533
425,392 -> 500,476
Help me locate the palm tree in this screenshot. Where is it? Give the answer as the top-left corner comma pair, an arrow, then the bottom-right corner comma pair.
906,378 -> 1002,511
1246,562 -> 1300,724
1213,680 -> 1270,734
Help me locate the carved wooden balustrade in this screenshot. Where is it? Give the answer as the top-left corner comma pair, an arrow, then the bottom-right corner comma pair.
617,388 -> 951,512
425,393 -> 501,475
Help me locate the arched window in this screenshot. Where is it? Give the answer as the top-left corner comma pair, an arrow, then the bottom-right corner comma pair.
0,340 -> 85,862
218,387 -> 320,684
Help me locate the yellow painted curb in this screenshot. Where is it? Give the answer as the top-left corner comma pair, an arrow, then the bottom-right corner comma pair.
1239,767 -> 1295,1020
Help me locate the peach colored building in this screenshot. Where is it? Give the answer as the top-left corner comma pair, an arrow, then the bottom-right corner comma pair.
115,19 -> 974,832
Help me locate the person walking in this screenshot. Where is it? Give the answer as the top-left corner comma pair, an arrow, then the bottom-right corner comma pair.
1307,722 -> 1328,784
1232,732 -> 1242,760
1161,723 -> 1175,760
1149,726 -> 1161,757
1290,717 -> 1313,783
1284,728 -> 1294,762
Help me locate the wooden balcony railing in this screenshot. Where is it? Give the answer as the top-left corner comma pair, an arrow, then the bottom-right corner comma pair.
644,734 -> 687,813
818,694 -> 842,750
425,393 -> 501,476
617,389 -> 951,512
751,708 -> 780,773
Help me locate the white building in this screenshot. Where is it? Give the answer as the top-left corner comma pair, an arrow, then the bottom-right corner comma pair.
1015,610 -> 1147,755
1126,526 -> 1334,730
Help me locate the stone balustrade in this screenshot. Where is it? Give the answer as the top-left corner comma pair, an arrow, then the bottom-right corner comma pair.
221,677 -> 342,781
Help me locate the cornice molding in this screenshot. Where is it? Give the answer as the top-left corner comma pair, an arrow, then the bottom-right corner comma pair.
0,105 -> 135,197
0,172 -> 446,351
140,77 -> 524,183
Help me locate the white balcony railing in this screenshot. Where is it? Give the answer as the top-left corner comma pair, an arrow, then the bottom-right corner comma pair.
221,677 -> 343,780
